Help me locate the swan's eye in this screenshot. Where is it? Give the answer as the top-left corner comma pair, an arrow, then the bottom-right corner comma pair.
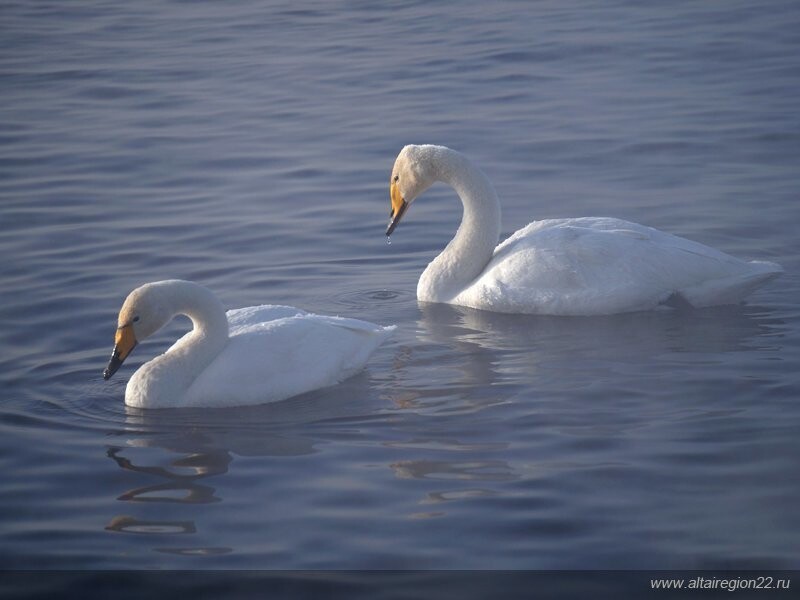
133,316 -> 140,323
393,175 -> 399,183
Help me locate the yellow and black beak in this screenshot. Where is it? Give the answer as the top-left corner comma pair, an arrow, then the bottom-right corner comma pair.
103,323 -> 138,380
386,182 -> 408,237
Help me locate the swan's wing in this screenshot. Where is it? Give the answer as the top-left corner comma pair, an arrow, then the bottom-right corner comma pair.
292,314 -> 399,334
459,217 -> 780,315
160,304 -> 308,356
226,304 -> 307,335
183,314 -> 394,407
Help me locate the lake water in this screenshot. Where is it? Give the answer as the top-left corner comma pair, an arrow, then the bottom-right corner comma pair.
1,0 -> 799,582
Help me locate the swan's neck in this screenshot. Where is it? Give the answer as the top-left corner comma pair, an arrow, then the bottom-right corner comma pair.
418,149 -> 501,302
127,281 -> 229,406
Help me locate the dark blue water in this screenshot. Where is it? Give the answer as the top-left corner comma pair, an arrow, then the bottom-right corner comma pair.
1,0 -> 799,572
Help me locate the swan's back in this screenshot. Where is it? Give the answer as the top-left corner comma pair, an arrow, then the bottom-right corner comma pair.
455,217 -> 782,316
181,307 -> 394,408
226,304 -> 308,333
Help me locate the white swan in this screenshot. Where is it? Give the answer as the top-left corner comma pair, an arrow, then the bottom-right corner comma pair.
386,144 -> 782,316
103,280 -> 395,408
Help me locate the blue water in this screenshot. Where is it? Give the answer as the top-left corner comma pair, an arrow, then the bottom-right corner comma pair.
1,0 -> 799,572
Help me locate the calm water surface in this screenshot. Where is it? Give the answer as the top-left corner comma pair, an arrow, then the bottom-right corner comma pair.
1,0 -> 799,571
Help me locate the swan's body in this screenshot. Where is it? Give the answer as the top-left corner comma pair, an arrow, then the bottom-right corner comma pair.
103,280 -> 394,408
387,145 -> 782,316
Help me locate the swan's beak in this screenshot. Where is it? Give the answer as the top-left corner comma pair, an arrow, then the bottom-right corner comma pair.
103,324 -> 138,380
386,182 -> 408,236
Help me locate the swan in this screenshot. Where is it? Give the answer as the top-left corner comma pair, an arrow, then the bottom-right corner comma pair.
386,144 -> 782,315
102,280 -> 395,408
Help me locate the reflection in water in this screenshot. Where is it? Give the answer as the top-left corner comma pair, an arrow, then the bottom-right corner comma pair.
116,481 -> 219,504
390,460 -> 518,482
104,373 -> 389,557
107,446 -> 230,505
105,515 -> 196,535
381,304 -> 506,415
384,438 -> 506,452
104,415 -> 305,555
407,300 -> 785,405
390,458 -> 518,519
155,547 -> 232,556
416,304 -> 502,386
421,489 -> 498,504
420,301 -> 783,357
380,300 -> 785,521
106,444 -> 229,553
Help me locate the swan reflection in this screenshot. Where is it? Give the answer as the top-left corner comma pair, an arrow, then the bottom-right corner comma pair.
105,515 -> 196,535
104,371 -> 388,555
390,459 -> 518,482
419,301 -> 782,357
105,443 -> 230,507
378,299 -> 784,519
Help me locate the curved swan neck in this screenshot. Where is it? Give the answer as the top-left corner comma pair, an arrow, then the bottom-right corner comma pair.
162,281 -> 229,373
126,281 -> 229,407
164,280 -> 228,340
418,147 -> 501,302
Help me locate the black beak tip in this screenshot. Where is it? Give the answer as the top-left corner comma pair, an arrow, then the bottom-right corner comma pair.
104,353 -> 124,381
386,201 -> 408,237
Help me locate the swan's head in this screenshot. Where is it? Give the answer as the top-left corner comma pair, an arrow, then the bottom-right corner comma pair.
103,282 -> 174,380
387,145 -> 442,236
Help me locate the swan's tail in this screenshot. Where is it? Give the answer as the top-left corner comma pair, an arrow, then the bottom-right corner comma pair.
330,323 -> 395,382
681,260 -> 783,307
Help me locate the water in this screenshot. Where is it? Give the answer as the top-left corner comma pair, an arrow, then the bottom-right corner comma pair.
2,0 -> 799,575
